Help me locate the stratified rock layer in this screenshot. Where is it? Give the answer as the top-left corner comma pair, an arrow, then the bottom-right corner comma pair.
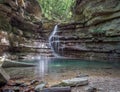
0,67 -> 10,87
0,0 -> 44,54
55,0 -> 120,61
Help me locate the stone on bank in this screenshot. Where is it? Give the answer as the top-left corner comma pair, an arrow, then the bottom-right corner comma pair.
61,77 -> 88,87
0,67 -> 10,87
53,77 -> 88,87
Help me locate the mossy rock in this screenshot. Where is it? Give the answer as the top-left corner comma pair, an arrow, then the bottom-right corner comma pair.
25,0 -> 42,20
0,15 -> 12,32
52,82 -> 70,87
0,0 -> 4,3
90,29 -> 106,37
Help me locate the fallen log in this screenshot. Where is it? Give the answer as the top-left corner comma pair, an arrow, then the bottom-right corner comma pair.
41,87 -> 71,92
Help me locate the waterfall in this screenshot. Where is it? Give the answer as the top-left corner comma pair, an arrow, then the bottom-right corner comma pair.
36,25 -> 61,79
49,25 -> 60,57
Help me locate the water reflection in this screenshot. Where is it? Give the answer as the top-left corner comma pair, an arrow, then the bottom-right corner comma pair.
34,58 -> 120,79
35,56 -> 49,78
5,57 -> 120,82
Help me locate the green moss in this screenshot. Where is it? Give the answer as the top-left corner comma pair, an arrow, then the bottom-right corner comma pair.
12,27 -> 20,35
52,82 -> 71,87
90,29 -> 107,37
91,29 -> 106,33
0,0 -> 4,3
0,15 -> 12,32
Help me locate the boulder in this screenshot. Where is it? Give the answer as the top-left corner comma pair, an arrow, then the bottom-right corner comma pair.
85,86 -> 104,92
85,86 -> 97,92
0,67 -> 10,87
25,0 -> 42,20
40,87 -> 71,92
2,59 -> 36,68
58,78 -> 88,87
35,82 -> 47,92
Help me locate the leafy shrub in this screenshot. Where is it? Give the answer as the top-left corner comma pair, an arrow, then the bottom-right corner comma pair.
38,0 -> 75,22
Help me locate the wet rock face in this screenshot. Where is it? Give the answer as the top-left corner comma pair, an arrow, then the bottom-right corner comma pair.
0,0 -> 43,53
73,0 -> 120,34
25,0 -> 42,20
0,67 -> 10,87
74,0 -> 120,24
54,0 -> 120,61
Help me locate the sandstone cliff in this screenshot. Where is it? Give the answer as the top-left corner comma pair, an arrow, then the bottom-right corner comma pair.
0,0 -> 43,54
55,0 -> 120,61
0,0 -> 120,61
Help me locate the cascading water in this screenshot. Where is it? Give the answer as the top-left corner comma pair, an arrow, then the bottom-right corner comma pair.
36,25 -> 61,79
49,25 -> 60,57
36,25 -> 62,79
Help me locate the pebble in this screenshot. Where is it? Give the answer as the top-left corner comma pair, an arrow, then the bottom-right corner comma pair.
35,82 -> 47,92
30,80 -> 39,85
76,74 -> 89,78
13,87 -> 20,92
85,86 -> 97,92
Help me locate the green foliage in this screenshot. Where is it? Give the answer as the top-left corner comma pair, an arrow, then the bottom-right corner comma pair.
92,29 -> 106,33
0,0 -> 4,3
90,29 -> 107,37
0,17 -> 12,32
38,0 -> 74,22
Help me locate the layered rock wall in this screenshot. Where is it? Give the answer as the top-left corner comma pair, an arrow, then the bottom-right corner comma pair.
0,0 -> 43,54
56,0 -> 120,61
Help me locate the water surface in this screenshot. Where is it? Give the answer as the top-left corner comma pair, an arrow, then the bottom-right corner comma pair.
5,58 -> 120,85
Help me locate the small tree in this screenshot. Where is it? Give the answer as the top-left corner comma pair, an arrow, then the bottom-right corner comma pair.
38,0 -> 74,22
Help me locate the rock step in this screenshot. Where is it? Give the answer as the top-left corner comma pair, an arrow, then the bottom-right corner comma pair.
0,67 -> 10,87
51,40 -> 120,44
2,59 -> 36,68
59,46 -> 119,53
40,87 -> 71,92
